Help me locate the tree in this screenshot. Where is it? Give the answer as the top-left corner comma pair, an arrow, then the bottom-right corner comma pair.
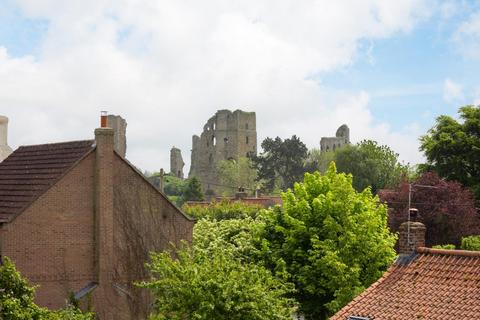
139,218 -> 296,320
420,105 -> 480,200
217,157 -> 259,196
335,140 -> 407,193
259,164 -> 397,319
180,177 -> 204,204
379,172 -> 480,247
252,135 -> 309,193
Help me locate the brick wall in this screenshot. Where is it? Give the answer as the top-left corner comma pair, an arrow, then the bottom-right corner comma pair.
0,152 -> 96,309
111,154 -> 194,320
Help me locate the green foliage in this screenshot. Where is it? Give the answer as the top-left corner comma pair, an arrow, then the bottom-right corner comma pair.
420,105 -> 480,200
252,135 -> 309,193
305,148 -> 335,174
183,200 -> 263,221
163,175 -> 186,196
432,244 -> 456,250
335,140 -> 407,193
461,235 -> 480,251
217,157 -> 260,196
140,218 -> 296,320
0,257 -> 94,320
180,177 -> 204,204
259,164 -> 397,319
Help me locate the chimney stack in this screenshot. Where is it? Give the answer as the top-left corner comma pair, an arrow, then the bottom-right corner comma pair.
107,114 -> 127,158
398,221 -> 426,255
94,112 -> 115,319
235,187 -> 248,200
0,116 -> 13,162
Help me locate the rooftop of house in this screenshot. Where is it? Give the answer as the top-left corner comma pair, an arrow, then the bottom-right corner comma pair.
332,246 -> 480,319
0,140 -> 95,223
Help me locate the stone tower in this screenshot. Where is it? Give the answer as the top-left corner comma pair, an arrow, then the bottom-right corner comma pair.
170,147 -> 185,179
107,114 -> 127,158
320,124 -> 350,152
0,116 -> 13,162
189,109 -> 257,194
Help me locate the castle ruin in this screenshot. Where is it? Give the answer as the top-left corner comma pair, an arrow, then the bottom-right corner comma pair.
170,147 -> 185,178
320,124 -> 350,152
0,116 -> 13,162
189,109 -> 257,194
107,114 -> 127,157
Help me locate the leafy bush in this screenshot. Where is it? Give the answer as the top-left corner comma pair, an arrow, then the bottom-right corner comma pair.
139,218 -> 296,320
0,257 -> 94,320
461,235 -> 480,251
432,244 -> 456,250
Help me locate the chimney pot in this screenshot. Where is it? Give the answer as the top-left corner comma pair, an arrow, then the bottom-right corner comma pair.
100,111 -> 108,128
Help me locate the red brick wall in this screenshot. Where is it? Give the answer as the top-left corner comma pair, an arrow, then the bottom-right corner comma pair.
111,154 -> 194,320
0,152 -> 96,309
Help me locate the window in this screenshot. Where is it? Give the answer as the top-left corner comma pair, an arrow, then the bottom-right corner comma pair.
245,123 -> 249,129
246,136 -> 249,144
348,317 -> 371,320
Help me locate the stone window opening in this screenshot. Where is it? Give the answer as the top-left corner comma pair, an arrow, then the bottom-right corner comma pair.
212,136 -> 216,146
246,136 -> 249,144
245,123 -> 249,130
224,137 -> 229,145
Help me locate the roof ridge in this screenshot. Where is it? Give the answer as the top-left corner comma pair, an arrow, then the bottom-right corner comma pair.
18,139 -> 94,148
416,246 -> 480,257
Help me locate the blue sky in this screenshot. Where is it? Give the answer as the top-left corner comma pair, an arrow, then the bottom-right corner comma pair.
0,1 -> 479,171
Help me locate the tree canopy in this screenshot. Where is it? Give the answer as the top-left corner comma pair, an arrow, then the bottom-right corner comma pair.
380,172 -> 480,247
251,135 -> 309,193
420,105 -> 480,200
259,164 -> 397,319
334,140 -> 407,193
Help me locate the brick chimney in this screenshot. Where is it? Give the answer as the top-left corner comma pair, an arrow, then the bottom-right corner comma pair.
94,113 -> 115,319
398,221 -> 426,255
0,116 -> 13,162
107,114 -> 127,158
235,187 -> 248,200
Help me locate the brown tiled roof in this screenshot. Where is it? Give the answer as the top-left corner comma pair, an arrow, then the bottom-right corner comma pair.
332,247 -> 480,320
0,140 -> 94,223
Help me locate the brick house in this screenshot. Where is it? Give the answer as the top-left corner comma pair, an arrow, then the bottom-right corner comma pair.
331,221 -> 480,319
0,120 -> 195,319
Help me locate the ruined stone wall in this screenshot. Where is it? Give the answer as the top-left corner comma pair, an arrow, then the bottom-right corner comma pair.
170,147 -> 185,178
189,109 -> 257,194
107,115 -> 127,158
320,124 -> 350,152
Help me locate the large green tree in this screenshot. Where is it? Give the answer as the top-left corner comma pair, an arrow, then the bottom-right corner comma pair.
420,105 -> 480,200
335,140 -> 407,193
259,164 -> 397,319
252,135 -> 309,193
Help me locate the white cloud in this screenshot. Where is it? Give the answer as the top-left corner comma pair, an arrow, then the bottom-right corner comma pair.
0,0 -> 431,171
443,78 -> 464,103
453,10 -> 480,60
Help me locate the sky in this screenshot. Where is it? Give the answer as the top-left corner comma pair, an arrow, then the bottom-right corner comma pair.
0,0 -> 479,173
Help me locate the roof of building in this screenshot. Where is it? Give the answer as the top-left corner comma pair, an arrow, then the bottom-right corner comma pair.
0,140 -> 95,223
332,247 -> 480,320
